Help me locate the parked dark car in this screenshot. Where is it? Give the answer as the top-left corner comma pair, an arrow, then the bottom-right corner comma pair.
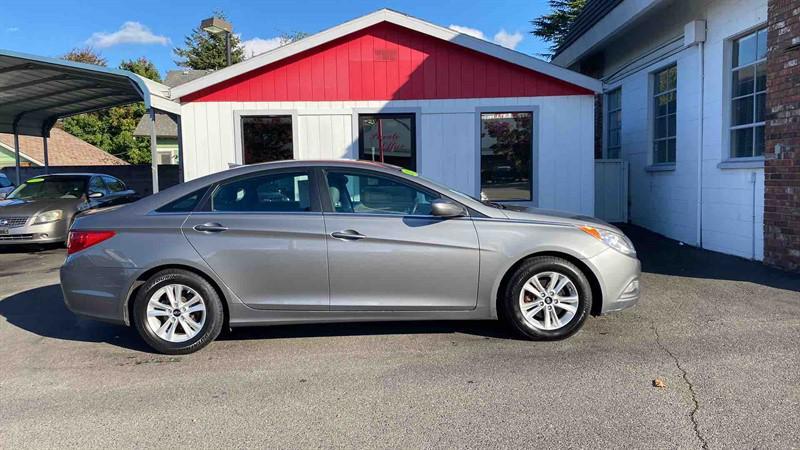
0,173 -> 14,197
0,173 -> 138,245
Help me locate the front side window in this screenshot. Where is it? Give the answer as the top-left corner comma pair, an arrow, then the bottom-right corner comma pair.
653,65 -> 677,164
326,171 -> 438,216
241,116 -> 294,164
89,177 -> 109,195
212,172 -> 311,213
0,176 -> 11,188
358,114 -> 416,171
730,27 -> 767,158
480,112 -> 533,201
605,89 -> 622,159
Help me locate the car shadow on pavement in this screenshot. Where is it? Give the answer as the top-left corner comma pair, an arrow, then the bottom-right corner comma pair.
219,319 -> 514,342
0,284 -> 151,352
1,284 -> 515,350
618,224 -> 800,292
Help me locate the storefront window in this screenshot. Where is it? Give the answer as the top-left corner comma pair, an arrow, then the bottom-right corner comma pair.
480,112 -> 533,201
358,114 -> 416,171
241,116 -> 293,164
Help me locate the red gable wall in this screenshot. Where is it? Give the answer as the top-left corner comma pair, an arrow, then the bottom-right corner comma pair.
183,22 -> 592,103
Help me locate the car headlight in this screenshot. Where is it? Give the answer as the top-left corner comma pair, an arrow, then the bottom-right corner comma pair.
579,225 -> 636,257
33,209 -> 64,224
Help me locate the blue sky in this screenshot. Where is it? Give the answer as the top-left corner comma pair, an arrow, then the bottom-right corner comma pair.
0,0 -> 553,78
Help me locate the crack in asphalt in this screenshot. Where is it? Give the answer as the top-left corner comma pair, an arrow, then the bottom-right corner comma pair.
650,321 -> 709,450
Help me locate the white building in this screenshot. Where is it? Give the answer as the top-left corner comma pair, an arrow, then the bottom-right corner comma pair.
170,9 -> 602,215
554,0 -> 773,261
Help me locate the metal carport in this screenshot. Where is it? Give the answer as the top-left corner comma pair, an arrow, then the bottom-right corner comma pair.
0,49 -> 181,192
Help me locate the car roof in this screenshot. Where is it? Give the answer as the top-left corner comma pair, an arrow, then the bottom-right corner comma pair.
25,173 -> 114,179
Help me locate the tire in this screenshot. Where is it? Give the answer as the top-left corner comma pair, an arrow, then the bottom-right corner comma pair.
132,269 -> 224,355
501,256 -> 592,340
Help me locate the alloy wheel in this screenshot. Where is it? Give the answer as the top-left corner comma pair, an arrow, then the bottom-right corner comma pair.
518,271 -> 580,331
146,284 -> 206,343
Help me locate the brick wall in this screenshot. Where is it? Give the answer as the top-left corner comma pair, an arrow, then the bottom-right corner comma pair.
764,0 -> 800,271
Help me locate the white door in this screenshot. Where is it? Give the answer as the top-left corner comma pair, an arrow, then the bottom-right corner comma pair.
594,160 -> 628,223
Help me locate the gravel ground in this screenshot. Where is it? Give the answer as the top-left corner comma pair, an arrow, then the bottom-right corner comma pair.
0,226 -> 798,449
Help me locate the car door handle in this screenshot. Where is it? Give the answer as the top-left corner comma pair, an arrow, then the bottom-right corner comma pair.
194,223 -> 228,233
330,230 -> 367,240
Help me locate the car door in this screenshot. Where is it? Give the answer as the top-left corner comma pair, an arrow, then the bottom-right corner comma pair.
321,168 -> 480,311
87,176 -> 111,208
182,168 -> 330,310
101,176 -> 136,205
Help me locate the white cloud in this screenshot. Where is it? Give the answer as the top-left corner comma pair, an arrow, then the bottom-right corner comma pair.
85,21 -> 169,48
493,29 -> 524,50
241,36 -> 284,58
448,25 -> 485,40
6,27 -> 19,33
449,24 -> 524,51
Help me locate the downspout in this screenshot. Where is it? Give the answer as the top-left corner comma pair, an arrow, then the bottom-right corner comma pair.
695,25 -> 706,249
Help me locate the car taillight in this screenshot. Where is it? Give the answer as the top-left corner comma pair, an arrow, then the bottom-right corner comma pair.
67,230 -> 116,255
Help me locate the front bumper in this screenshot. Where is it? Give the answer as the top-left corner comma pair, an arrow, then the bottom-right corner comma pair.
584,248 -> 641,315
0,219 -> 68,245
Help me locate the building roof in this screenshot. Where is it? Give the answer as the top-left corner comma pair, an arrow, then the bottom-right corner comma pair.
133,69 -> 212,138
0,128 -> 128,166
171,8 -> 602,100
551,0 -> 666,68
554,0 -> 624,58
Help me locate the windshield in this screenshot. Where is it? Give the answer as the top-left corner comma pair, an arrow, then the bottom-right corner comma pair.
398,171 -> 506,209
7,177 -> 86,200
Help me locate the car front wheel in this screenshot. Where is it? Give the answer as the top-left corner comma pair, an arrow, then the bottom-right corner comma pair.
133,269 -> 224,354
501,256 -> 592,340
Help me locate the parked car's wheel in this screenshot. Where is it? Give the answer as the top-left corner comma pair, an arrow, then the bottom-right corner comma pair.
132,269 -> 224,355
501,256 -> 592,340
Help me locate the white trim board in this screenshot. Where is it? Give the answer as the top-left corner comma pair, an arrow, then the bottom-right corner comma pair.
171,9 -> 601,100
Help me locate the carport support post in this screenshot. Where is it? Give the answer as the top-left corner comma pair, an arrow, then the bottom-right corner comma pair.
42,133 -> 49,174
13,129 -> 21,185
149,108 -> 159,194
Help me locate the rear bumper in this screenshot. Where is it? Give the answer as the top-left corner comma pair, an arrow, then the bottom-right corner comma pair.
0,220 -> 68,245
60,262 -> 135,325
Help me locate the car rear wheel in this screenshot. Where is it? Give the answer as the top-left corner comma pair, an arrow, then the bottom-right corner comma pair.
501,256 -> 592,340
133,269 -> 223,354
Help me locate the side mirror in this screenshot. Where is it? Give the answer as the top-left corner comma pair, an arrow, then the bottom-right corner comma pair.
88,191 -> 104,199
431,199 -> 466,218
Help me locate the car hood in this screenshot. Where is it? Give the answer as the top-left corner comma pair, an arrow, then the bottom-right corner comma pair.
499,205 -> 618,231
0,198 -> 81,216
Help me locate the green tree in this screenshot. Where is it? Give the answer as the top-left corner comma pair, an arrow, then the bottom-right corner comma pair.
174,11 -> 244,69
119,57 -> 162,83
531,0 -> 587,58
60,49 -> 159,164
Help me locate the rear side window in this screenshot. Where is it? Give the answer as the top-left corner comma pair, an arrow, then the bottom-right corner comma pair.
211,172 -> 311,212
156,187 -> 208,213
102,176 -> 126,193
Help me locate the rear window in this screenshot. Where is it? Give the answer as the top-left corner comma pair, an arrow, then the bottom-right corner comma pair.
156,187 -> 208,213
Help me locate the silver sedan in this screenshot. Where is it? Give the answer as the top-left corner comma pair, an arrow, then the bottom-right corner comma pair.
60,160 -> 640,354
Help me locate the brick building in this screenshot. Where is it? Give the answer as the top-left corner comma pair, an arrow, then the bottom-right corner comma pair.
554,0 -> 799,272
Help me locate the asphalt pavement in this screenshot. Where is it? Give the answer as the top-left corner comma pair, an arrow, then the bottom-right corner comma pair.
0,226 -> 798,449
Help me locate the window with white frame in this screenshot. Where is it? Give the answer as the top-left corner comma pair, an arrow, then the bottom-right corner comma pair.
652,65 -> 677,164
730,27 -> 767,158
605,88 -> 622,159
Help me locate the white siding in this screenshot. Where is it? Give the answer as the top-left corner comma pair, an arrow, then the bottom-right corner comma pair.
180,96 -> 596,216
594,0 -> 767,259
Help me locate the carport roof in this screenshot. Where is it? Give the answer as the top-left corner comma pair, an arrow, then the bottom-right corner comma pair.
0,49 -> 178,137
